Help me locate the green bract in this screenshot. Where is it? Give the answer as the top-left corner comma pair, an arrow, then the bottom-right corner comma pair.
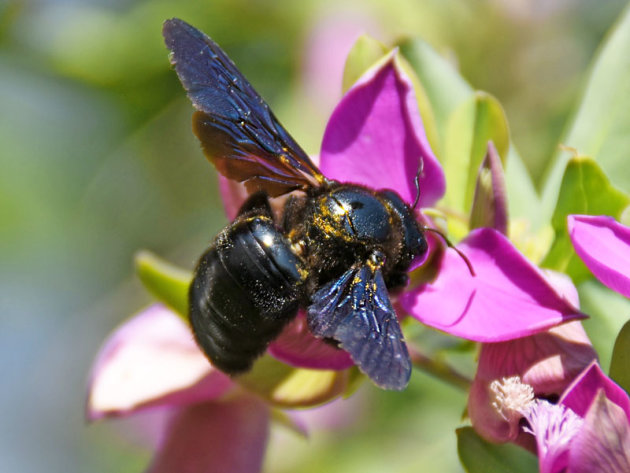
543,157 -> 629,283
456,427 -> 538,473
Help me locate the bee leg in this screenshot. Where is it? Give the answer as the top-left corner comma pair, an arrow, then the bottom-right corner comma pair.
237,191 -> 272,217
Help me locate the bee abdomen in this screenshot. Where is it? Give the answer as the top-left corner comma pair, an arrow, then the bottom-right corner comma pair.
189,216 -> 304,374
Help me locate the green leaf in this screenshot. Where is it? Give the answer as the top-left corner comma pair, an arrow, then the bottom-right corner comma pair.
134,250 -> 191,319
236,355 -> 349,408
399,38 -> 472,137
608,320 -> 630,392
442,92 -> 509,214
457,427 -> 538,473
341,35 -> 388,93
579,279 -> 630,370
503,146 -> 543,229
270,408 -> 308,437
542,157 -> 629,282
542,4 -> 630,224
400,38 -> 541,227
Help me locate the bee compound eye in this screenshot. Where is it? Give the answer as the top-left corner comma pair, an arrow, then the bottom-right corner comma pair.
380,189 -> 427,258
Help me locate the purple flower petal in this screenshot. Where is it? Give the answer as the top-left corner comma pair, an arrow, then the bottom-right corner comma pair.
303,13 -> 381,115
319,54 -> 445,207
568,215 -> 630,298
86,304 -> 233,421
468,321 -> 596,443
268,311 -> 354,370
467,378 -> 525,443
540,269 -> 580,308
219,175 -> 250,221
523,401 -> 583,473
147,398 -> 269,473
287,392 -> 366,432
470,141 -> 508,235
218,169 -> 316,221
560,361 -> 630,421
401,228 -> 585,342
568,391 -> 630,473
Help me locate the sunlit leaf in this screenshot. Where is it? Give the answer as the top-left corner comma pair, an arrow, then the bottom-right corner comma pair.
341,35 -> 388,93
399,38 -> 472,136
135,250 -> 191,319
400,39 -> 540,228
542,4 -> 630,223
442,93 -> 509,214
542,157 -> 629,283
579,279 -> 630,370
609,319 -> 630,393
457,427 -> 538,473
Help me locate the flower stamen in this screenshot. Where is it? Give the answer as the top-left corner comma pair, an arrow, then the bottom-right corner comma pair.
521,400 -> 583,457
490,376 -> 535,423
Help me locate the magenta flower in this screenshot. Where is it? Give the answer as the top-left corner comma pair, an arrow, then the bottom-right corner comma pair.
86,304 -> 269,473
464,267 -> 597,443
431,149 -> 594,444
468,318 -> 597,444
491,362 -> 630,473
568,214 -> 630,299
400,229 -> 585,342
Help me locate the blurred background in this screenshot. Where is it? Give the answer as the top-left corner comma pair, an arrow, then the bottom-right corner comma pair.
1,0 -> 628,471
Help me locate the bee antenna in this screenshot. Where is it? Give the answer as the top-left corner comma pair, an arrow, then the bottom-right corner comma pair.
411,158 -> 424,210
422,227 -> 476,277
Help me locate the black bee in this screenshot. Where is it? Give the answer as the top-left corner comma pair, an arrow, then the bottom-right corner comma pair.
163,18 -> 429,390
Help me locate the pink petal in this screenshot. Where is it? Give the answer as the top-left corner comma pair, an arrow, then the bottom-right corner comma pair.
523,401 -> 583,473
287,391 -> 366,432
401,228 -> 585,342
219,175 -> 250,221
468,321 -> 596,443
268,310 -> 354,370
560,361 -> 630,421
467,378 -> 524,443
568,391 -> 630,473
147,398 -> 269,473
107,407 -> 171,450
303,13 -> 381,116
408,212 -> 440,271
86,305 -> 233,421
541,270 -> 580,309
568,215 -> 630,298
470,141 -> 508,235
319,54 -> 445,207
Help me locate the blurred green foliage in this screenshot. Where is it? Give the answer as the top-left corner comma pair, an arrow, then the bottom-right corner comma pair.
1,0 -> 629,472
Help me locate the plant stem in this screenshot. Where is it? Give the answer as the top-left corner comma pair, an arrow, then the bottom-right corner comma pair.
408,347 -> 472,391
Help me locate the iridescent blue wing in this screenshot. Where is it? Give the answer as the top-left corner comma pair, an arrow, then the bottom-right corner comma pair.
163,18 -> 325,197
307,266 -> 411,390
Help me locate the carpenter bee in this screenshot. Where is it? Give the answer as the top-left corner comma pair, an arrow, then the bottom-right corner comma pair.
163,18 -> 430,390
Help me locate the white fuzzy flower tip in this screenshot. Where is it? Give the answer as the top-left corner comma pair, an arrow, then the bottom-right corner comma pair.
522,399 -> 584,473
490,376 -> 535,423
